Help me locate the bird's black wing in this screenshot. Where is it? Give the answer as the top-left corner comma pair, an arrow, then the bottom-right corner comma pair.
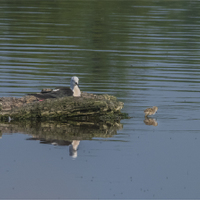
28,87 -> 73,99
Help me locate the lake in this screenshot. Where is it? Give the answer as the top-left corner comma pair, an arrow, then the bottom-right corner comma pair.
1,0 -> 200,199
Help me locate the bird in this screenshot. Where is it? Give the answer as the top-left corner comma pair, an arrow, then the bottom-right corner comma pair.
144,106 -> 158,117
28,76 -> 81,100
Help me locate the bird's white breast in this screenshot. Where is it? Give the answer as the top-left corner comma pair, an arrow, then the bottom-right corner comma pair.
73,85 -> 81,97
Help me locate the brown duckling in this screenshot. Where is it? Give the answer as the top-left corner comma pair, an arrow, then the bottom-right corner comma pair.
144,106 -> 158,117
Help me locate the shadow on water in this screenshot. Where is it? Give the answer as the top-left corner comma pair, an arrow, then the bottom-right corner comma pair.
0,120 -> 123,158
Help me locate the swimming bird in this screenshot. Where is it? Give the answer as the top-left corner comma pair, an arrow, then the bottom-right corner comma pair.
28,76 -> 81,100
144,106 -> 158,117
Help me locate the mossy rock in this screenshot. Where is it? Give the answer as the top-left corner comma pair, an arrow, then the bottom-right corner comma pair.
0,92 -> 127,122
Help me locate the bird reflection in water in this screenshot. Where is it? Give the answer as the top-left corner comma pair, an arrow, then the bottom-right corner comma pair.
69,140 -> 80,159
144,118 -> 158,126
27,137 -> 81,159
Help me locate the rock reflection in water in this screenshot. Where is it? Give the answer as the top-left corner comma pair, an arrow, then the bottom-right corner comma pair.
0,120 -> 123,158
144,118 -> 158,126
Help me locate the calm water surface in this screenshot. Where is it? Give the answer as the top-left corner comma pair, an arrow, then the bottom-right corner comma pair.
1,0 -> 200,199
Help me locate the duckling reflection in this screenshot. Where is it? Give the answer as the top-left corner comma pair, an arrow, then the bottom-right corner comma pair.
144,118 -> 158,126
69,140 -> 80,159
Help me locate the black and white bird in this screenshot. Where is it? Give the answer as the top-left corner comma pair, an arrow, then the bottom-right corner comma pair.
28,76 -> 81,100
